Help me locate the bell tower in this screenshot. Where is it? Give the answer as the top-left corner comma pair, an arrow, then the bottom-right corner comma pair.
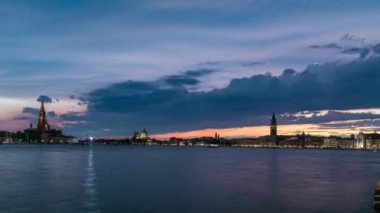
37,101 -> 48,133
270,113 -> 277,145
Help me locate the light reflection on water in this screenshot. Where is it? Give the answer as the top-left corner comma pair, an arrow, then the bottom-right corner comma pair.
0,145 -> 379,213
83,147 -> 100,212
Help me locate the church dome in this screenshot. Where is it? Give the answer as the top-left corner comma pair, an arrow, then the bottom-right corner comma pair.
136,128 -> 149,140
138,132 -> 148,139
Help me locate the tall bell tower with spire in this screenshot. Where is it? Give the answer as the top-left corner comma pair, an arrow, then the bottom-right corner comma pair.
37,101 -> 48,133
270,113 -> 278,145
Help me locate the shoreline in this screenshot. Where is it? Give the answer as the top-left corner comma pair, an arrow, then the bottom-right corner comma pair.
1,142 -> 378,152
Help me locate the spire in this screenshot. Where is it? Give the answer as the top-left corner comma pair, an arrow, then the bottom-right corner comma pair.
271,113 -> 277,125
37,100 -> 47,132
270,113 -> 278,145
40,100 -> 45,114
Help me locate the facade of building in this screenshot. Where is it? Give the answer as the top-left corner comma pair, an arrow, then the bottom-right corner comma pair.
356,132 -> 380,149
132,128 -> 150,142
0,131 -> 13,143
323,135 -> 355,149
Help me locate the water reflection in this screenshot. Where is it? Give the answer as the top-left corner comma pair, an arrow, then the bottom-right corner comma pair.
83,147 -> 100,212
1,146 -> 379,213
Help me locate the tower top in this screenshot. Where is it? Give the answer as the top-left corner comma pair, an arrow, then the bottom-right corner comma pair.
271,113 -> 277,125
37,100 -> 48,132
40,100 -> 45,113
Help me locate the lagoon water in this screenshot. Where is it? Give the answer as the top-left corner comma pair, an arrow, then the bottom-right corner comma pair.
0,145 -> 379,213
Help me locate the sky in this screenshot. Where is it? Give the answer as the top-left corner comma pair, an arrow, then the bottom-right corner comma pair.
1,0 -> 380,139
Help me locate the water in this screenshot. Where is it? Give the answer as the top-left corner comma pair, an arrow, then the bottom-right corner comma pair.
0,145 -> 379,213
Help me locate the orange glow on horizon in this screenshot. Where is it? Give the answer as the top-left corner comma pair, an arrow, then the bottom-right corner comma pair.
151,123 -> 377,140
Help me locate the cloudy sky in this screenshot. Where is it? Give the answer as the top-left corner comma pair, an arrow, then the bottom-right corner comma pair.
1,0 -> 380,138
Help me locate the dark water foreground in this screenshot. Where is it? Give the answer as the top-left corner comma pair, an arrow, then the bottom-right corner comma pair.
0,145 -> 379,213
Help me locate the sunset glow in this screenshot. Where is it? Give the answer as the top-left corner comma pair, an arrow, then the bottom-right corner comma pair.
152,122 -> 379,140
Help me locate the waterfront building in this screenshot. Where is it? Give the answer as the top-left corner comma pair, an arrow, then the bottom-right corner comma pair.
132,128 -> 150,142
169,137 -> 184,144
189,136 -> 219,146
323,135 -> 355,149
270,113 -> 278,145
17,100 -> 76,143
0,131 -> 13,143
356,132 -> 380,149
323,136 -> 340,148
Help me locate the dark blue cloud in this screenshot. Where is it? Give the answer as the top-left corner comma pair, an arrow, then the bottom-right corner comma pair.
241,62 -> 265,67
164,76 -> 199,87
341,47 -> 371,59
37,95 -> 53,103
373,44 -> 380,54
22,107 -> 39,114
48,111 -> 57,117
309,43 -> 344,50
62,56 -> 380,136
22,107 -> 56,117
183,69 -> 215,77
163,69 -> 214,88
197,60 -> 264,68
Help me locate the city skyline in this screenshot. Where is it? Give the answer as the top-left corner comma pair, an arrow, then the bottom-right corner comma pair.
1,0 -> 380,138
4,95 -> 380,140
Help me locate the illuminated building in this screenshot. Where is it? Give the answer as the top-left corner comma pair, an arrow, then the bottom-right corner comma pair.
356,132 -> 380,149
322,135 -> 355,149
133,128 -> 150,141
20,100 -> 76,143
37,101 -> 50,133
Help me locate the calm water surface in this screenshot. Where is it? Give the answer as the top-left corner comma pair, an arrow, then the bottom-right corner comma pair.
0,145 -> 379,213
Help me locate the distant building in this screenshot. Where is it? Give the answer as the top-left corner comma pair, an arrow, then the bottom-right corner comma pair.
270,113 -> 278,145
133,128 -> 150,142
20,100 -> 76,143
356,132 -> 380,149
0,131 -> 13,143
214,132 -> 220,141
323,135 -> 355,149
323,136 -> 340,148
37,101 -> 50,133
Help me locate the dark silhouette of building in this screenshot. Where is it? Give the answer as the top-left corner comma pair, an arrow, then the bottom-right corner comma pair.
300,131 -> 306,148
270,113 -> 278,145
214,132 -> 220,141
19,100 -> 77,143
